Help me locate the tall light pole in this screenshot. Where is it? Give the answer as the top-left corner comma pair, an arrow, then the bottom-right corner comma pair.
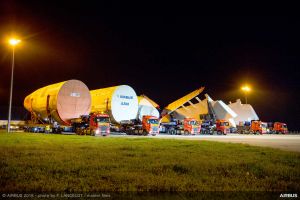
241,85 -> 251,104
7,38 -> 21,133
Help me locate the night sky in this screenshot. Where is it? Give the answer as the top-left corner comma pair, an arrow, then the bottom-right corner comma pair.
0,2 -> 299,130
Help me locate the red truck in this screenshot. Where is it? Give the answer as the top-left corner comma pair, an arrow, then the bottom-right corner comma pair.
72,113 -> 110,136
215,119 -> 230,135
250,120 -> 267,134
237,120 -> 267,134
160,117 -> 201,135
272,122 -> 288,134
142,115 -> 160,135
125,115 -> 160,136
183,118 -> 201,135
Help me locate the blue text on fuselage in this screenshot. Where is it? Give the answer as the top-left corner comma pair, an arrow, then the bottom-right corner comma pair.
121,102 -> 129,106
119,95 -> 133,99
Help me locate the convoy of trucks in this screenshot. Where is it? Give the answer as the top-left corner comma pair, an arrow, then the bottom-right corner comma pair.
19,80 -> 288,136
237,120 -> 288,134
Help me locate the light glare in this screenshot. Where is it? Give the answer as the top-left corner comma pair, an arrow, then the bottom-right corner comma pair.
9,38 -> 21,46
241,85 -> 251,92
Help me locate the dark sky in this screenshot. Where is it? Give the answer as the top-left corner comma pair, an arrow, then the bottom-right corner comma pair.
0,2 -> 299,130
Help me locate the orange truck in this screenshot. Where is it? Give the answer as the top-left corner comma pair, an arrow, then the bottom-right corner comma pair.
183,118 -> 201,135
72,113 -> 110,136
160,117 -> 201,135
142,115 -> 160,135
125,115 -> 160,136
272,122 -> 288,134
250,120 -> 267,134
215,119 -> 230,135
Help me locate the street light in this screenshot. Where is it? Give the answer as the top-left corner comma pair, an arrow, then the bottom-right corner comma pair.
7,38 -> 21,133
241,85 -> 251,104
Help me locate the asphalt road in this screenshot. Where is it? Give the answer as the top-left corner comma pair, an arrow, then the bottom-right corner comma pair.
110,133 -> 300,153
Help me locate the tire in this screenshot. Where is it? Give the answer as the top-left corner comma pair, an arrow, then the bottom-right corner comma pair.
217,131 -> 222,135
142,129 -> 148,136
91,130 -> 95,136
75,128 -> 82,135
168,129 -> 175,135
184,130 -> 189,135
256,131 -> 260,135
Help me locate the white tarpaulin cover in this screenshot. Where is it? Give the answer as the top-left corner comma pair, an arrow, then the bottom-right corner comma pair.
228,99 -> 259,125
206,94 -> 237,127
137,96 -> 160,121
173,94 -> 237,127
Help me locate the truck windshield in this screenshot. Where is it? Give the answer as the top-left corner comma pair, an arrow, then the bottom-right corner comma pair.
282,124 -> 287,128
261,123 -> 267,128
95,117 -> 110,123
148,119 -> 159,124
189,121 -> 198,125
220,122 -> 229,126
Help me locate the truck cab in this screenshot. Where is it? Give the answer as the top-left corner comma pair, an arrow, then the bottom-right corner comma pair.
142,115 -> 160,136
91,113 -> 110,136
73,113 -> 110,136
183,118 -> 201,135
250,120 -> 267,134
216,119 -> 230,135
273,122 -> 288,134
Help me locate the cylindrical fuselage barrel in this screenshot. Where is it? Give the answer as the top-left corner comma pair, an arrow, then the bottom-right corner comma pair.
137,96 -> 160,121
90,85 -> 138,124
24,80 -> 91,125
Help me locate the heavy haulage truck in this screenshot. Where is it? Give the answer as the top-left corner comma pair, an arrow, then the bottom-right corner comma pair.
23,82 -> 140,136
160,117 -> 201,135
23,80 -> 92,134
71,113 -> 110,136
124,115 -> 160,136
23,81 -> 161,136
90,86 -> 161,136
237,120 -> 267,134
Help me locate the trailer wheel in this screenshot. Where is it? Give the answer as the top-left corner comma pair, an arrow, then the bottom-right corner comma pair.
168,129 -> 175,135
142,129 -> 148,136
90,130 -> 95,136
184,130 -> 189,135
75,128 -> 82,135
217,130 -> 222,135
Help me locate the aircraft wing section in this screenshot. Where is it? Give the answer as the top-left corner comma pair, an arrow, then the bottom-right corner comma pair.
163,87 -> 205,115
